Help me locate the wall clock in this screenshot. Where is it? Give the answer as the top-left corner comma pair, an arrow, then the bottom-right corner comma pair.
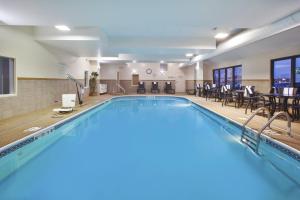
146,68 -> 152,75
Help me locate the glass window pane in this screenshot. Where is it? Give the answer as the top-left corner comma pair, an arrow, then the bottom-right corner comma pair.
0,57 -> 15,95
213,70 -> 219,86
234,66 -> 242,89
226,68 -> 233,86
273,59 -> 291,88
295,57 -> 300,86
220,69 -> 226,86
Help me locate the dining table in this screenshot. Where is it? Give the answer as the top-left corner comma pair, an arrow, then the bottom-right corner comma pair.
260,93 -> 300,118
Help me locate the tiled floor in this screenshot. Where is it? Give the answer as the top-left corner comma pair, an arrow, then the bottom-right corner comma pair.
0,95 -> 112,147
0,94 -> 300,150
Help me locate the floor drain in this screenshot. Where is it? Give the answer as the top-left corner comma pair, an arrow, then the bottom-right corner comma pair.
24,127 -> 41,132
239,117 -> 248,120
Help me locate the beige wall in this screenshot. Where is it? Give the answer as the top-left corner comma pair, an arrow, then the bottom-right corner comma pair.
0,79 -> 80,120
99,63 -> 195,93
203,45 -> 300,92
0,26 -> 64,78
0,26 -> 84,120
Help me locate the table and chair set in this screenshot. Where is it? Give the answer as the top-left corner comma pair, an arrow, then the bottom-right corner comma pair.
192,83 -> 300,121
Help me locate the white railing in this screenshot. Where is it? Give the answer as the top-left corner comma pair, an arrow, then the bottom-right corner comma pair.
116,83 -> 126,94
66,73 -> 84,105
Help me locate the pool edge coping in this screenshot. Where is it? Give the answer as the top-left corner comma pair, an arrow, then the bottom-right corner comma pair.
0,95 -> 299,160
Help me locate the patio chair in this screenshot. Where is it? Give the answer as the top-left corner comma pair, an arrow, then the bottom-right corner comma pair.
137,81 -> 146,94
165,82 -> 175,94
151,82 -> 160,93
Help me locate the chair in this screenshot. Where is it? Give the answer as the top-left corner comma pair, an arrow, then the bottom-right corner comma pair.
53,94 -> 76,113
243,86 -> 260,114
165,82 -> 175,94
204,83 -> 211,100
137,81 -> 146,94
151,82 -> 160,93
221,85 -> 232,106
289,97 -> 300,120
195,83 -> 201,96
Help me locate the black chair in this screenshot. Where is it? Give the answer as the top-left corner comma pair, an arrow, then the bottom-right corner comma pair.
151,82 -> 160,93
223,90 -> 239,108
165,82 -> 175,94
290,97 -> 300,121
193,83 -> 200,96
243,86 -> 262,114
137,81 -> 146,94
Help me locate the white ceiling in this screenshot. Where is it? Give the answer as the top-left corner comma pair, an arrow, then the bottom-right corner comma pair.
206,26 -> 300,63
1,0 -> 300,62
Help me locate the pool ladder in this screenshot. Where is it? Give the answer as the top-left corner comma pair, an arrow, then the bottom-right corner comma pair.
241,107 -> 292,153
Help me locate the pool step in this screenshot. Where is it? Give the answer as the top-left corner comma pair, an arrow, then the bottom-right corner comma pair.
241,130 -> 258,152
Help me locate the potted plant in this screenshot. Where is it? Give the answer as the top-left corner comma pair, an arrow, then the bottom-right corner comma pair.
89,72 -> 99,96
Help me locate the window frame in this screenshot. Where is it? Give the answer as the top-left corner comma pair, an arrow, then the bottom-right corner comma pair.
295,56 -> 300,87
0,55 -> 16,98
213,69 -> 220,86
212,65 -> 242,89
271,54 -> 300,88
233,65 -> 242,89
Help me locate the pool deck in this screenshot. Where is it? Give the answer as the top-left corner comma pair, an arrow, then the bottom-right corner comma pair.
0,94 -> 300,151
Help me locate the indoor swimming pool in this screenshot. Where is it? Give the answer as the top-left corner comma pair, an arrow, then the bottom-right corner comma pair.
0,96 -> 299,200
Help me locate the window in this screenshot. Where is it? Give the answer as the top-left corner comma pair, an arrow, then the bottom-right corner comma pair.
226,67 -> 233,85
84,71 -> 89,88
213,69 -> 219,86
212,65 -> 242,89
295,57 -> 300,87
234,65 -> 242,89
271,55 -> 300,88
220,68 -> 226,85
0,56 -> 15,95
132,74 -> 139,86
272,58 -> 292,88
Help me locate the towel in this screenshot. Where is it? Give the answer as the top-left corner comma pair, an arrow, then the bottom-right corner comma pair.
283,87 -> 289,96
221,86 -> 227,93
247,86 -> 253,95
244,86 -> 253,97
226,85 -> 231,90
212,84 -> 216,88
289,88 -> 294,96
206,84 -> 210,90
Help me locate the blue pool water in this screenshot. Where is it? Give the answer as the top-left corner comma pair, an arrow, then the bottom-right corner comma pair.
0,96 -> 300,199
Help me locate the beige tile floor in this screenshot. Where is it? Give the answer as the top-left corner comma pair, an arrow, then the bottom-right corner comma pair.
0,94 -> 300,150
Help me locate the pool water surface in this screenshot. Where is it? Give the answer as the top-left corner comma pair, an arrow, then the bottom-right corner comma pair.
0,97 -> 299,200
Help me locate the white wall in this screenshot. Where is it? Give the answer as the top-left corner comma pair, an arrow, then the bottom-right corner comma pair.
99,63 -> 195,92
0,26 -> 65,78
204,45 -> 300,81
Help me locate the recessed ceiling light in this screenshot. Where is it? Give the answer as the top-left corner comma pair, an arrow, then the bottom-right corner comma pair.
160,60 -> 164,64
55,25 -> 71,31
185,53 -> 194,58
214,32 -> 229,39
132,60 -> 137,63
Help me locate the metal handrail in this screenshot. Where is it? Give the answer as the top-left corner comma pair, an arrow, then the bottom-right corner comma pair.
255,111 -> 292,152
66,73 -> 84,105
243,107 -> 271,128
117,83 -> 126,94
242,107 -> 292,153
258,111 -> 292,137
66,73 -> 84,88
